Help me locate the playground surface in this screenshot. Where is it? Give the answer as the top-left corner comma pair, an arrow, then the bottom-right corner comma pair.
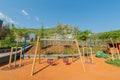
0,56 -> 120,80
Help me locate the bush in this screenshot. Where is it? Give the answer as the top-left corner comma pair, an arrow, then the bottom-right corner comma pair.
105,60 -> 120,67
0,40 -> 24,48
96,51 -> 108,58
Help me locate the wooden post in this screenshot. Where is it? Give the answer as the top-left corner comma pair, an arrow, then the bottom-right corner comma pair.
9,47 -> 13,68
19,47 -> 22,67
38,38 -> 41,64
82,47 -> 85,62
74,39 -> 86,72
115,43 -> 120,60
9,47 -> 23,68
110,38 -> 115,60
116,48 -> 120,60
72,48 -> 74,62
31,37 -> 40,76
14,39 -> 18,67
90,47 -> 94,63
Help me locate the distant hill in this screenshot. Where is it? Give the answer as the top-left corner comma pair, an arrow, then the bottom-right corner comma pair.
25,26 -> 120,40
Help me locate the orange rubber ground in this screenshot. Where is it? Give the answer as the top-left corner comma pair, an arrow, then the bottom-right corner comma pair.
0,56 -> 120,80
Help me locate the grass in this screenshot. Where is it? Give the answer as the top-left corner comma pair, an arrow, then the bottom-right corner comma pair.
0,40 -> 24,48
105,60 -> 120,67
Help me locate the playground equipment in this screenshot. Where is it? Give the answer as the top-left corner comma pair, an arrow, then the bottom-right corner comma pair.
47,58 -> 53,64
31,37 -> 41,76
8,36 -> 28,68
31,37 -> 86,75
81,41 -> 94,63
63,57 -> 69,65
107,38 -> 120,60
74,39 -> 86,72
9,47 -> 23,68
82,47 -> 94,63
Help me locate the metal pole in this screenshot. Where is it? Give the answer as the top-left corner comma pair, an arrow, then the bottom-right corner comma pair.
90,39 -> 92,48
22,37 -> 26,59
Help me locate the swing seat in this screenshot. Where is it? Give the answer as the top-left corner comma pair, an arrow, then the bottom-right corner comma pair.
63,58 -> 69,64
47,58 -> 53,64
84,52 -> 90,56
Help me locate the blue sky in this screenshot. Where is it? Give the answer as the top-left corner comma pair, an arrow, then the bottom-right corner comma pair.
0,0 -> 120,33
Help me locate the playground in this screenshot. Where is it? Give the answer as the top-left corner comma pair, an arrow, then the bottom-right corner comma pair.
1,1 -> 120,79
1,56 -> 120,80
0,37 -> 120,80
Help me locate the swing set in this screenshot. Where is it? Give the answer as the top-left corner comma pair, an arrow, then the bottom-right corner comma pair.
31,37 -> 94,76
82,47 -> 94,63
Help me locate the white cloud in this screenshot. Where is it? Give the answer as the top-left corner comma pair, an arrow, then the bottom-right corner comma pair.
0,12 -> 18,24
36,17 -> 39,22
21,10 -> 29,16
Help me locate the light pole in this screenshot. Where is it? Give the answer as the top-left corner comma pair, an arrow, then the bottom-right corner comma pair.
89,34 -> 92,48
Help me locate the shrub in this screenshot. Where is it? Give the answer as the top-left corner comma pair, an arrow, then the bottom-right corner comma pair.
105,60 -> 120,67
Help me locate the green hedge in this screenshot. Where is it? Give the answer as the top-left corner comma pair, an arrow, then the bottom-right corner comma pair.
96,51 -> 108,58
0,40 -> 24,48
105,60 -> 120,67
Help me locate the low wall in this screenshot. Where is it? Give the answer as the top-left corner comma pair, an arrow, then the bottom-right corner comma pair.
0,45 -> 32,66
24,54 -> 80,59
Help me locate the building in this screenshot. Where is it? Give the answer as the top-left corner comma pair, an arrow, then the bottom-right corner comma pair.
0,20 -> 3,28
29,33 -> 37,42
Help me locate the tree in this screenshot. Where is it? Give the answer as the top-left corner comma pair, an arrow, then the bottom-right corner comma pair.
17,28 -> 28,38
0,24 -> 10,40
78,30 -> 92,41
98,30 -> 120,41
10,24 -> 28,42
57,23 -> 72,35
39,24 -> 45,38
5,24 -> 15,42
73,26 -> 79,39
57,23 -> 64,35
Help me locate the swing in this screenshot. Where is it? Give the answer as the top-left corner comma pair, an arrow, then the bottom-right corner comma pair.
63,57 -> 69,65
47,58 -> 53,64
82,46 -> 94,63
